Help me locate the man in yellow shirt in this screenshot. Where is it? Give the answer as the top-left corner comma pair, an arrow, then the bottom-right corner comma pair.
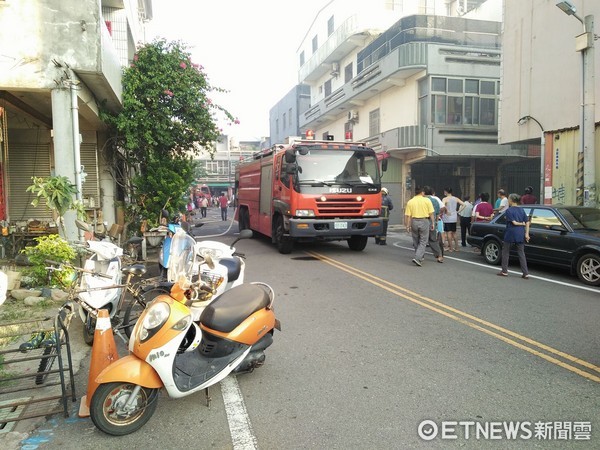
404,186 -> 435,266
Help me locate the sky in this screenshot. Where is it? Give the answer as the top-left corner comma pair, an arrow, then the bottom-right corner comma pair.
147,0 -> 330,140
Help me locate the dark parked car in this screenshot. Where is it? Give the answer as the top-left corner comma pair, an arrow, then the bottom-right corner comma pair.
467,205 -> 600,286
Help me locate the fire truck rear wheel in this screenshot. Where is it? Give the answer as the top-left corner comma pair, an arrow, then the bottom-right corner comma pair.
238,208 -> 250,231
275,216 -> 294,254
347,235 -> 368,251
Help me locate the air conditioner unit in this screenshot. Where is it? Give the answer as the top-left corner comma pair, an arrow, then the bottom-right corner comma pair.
347,110 -> 358,122
331,62 -> 340,77
453,166 -> 471,177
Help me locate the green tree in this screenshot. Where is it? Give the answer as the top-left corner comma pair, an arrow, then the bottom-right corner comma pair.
101,39 -> 237,226
26,176 -> 86,237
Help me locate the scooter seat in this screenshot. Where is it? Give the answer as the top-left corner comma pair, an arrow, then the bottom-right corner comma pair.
218,257 -> 242,283
200,284 -> 269,333
122,264 -> 147,276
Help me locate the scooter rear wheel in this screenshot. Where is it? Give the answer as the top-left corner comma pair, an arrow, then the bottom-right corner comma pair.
90,382 -> 159,436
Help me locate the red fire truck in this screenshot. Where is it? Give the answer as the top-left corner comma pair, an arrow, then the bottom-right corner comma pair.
235,139 -> 387,254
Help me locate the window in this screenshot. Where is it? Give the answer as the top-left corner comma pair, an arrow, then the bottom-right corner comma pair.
275,118 -> 279,135
529,209 -> 561,229
432,95 -> 446,124
465,79 -> 479,94
448,79 -> 463,93
282,113 -> 286,129
369,109 -> 380,137
481,80 -> 495,95
480,98 -> 496,125
427,76 -> 498,127
432,77 -> 447,92
327,16 -> 334,36
299,51 -> 305,67
288,108 -> 292,126
312,35 -> 318,53
324,79 -> 332,97
447,97 -> 463,124
464,96 -> 479,125
344,62 -> 353,83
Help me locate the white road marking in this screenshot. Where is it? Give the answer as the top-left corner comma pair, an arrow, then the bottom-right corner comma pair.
221,375 -> 258,450
393,243 -> 600,294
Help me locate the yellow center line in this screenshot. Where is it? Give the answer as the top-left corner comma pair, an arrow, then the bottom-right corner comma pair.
306,251 -> 600,383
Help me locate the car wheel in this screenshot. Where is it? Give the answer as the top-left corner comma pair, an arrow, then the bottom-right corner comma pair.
482,240 -> 501,265
576,253 -> 600,286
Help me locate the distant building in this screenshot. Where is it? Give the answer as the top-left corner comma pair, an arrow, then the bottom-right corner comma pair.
269,84 -> 310,146
194,136 -> 262,196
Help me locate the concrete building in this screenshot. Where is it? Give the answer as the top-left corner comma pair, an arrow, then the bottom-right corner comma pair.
280,0 -> 538,224
269,84 -> 311,147
195,136 -> 263,198
0,0 -> 152,241
501,0 -> 599,207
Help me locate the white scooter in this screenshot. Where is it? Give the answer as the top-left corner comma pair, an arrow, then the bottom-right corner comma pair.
90,228 -> 280,436
187,229 -> 253,321
75,220 -> 146,345
78,240 -> 124,345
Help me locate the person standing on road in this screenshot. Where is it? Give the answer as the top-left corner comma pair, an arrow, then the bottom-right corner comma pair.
457,195 -> 473,247
442,187 -> 463,252
498,193 -> 530,279
219,193 -> 229,221
493,189 -> 508,216
375,187 -> 394,245
521,186 -> 537,205
405,186 -> 435,267
200,196 -> 208,218
423,186 -> 444,263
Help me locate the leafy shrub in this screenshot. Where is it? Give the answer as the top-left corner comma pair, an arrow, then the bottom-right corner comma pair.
22,235 -> 76,287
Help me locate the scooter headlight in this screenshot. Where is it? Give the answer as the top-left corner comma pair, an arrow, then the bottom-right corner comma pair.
139,302 -> 170,342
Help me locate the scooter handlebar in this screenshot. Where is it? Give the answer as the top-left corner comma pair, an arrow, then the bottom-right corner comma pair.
44,259 -> 114,279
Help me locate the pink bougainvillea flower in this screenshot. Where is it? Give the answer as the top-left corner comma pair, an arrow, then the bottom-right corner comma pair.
164,89 -> 174,97
180,62 -> 187,69
207,99 -> 212,105
133,54 -> 139,61
192,63 -> 199,69
234,118 -> 240,125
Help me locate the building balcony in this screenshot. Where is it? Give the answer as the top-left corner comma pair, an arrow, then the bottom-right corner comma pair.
300,42 -> 428,130
299,15 -> 373,83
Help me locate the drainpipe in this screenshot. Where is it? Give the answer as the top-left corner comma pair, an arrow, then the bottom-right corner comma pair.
69,71 -> 83,240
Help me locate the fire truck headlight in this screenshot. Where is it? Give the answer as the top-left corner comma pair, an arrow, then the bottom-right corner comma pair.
363,209 -> 380,217
295,210 -> 315,217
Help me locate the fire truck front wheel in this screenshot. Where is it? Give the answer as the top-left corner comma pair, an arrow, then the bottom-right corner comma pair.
274,216 -> 294,254
347,235 -> 368,251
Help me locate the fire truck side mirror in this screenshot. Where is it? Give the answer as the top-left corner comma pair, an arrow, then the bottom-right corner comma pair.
381,159 -> 388,172
284,149 -> 296,164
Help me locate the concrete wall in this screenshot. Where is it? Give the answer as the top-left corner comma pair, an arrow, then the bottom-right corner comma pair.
500,0 -> 600,144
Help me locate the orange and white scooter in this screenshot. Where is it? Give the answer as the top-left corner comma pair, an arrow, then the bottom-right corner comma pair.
89,229 -> 280,436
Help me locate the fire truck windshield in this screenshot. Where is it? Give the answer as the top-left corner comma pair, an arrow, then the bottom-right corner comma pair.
295,150 -> 380,188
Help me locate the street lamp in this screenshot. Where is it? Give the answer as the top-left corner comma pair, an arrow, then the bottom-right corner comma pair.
518,115 -> 545,204
556,0 -> 596,207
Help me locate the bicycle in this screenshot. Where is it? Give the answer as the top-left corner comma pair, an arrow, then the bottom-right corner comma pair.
44,260 -> 170,346
35,301 -> 76,385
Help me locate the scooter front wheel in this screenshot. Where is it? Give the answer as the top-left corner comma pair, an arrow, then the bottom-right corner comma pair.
90,382 -> 159,436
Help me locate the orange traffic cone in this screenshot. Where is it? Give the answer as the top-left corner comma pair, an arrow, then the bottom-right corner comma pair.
78,309 -> 119,417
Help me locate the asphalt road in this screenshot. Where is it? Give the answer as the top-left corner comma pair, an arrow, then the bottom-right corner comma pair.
15,208 -> 600,449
